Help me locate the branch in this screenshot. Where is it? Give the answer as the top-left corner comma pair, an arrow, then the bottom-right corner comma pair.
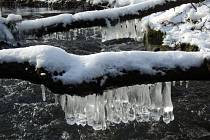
15,0 -> 204,37
0,45 -> 210,96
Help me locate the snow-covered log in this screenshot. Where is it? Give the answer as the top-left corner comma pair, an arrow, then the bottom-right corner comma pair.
15,0 -> 204,36
0,45 -> 210,96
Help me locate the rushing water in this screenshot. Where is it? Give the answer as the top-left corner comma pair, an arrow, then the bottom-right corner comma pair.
1,7 -> 210,139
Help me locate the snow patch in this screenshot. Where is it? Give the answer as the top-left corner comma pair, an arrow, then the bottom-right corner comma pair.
142,1 -> 210,51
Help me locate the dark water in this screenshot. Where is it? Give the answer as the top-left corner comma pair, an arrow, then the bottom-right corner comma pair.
0,7 -> 210,140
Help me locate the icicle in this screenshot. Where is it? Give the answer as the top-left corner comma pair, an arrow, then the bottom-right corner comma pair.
179,81 -> 183,86
58,83 -> 174,130
85,94 -> 96,127
54,94 -> 59,104
0,7 -> 2,17
65,31 -> 69,40
101,19 -> 144,42
162,82 -> 174,124
172,81 -> 176,86
92,95 -> 106,130
149,82 -> 163,121
74,96 -> 87,127
185,81 -> 189,88
60,95 -> 67,112
65,95 -> 77,125
41,84 -> 46,101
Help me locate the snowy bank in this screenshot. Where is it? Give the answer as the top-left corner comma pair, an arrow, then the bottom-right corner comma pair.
142,0 -> 210,51
0,45 -> 210,95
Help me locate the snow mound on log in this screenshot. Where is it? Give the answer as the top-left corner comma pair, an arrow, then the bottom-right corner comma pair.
18,14 -> 73,31
0,45 -> 206,84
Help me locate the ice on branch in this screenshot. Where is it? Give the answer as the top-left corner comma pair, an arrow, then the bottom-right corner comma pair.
102,19 -> 144,42
58,82 -> 174,130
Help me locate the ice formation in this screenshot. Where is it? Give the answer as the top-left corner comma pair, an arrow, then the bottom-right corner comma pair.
41,19 -> 144,44
58,82 -> 174,130
41,84 -> 46,101
172,81 -> 189,89
42,27 -> 100,41
101,19 -> 144,42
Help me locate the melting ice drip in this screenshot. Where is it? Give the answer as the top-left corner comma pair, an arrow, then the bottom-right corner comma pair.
57,82 -> 176,130
101,19 -> 144,42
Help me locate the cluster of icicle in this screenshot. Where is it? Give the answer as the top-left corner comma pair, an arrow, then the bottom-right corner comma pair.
26,19 -> 144,44
54,82 -> 176,130
101,19 -> 144,42
22,27 -> 101,41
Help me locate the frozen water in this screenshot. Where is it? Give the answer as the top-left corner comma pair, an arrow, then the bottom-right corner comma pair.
54,94 -> 59,104
172,81 -> 189,88
186,81 -> 189,88
101,19 -> 144,42
40,27 -> 101,42
41,84 -> 46,102
179,81 -> 183,86
58,82 -> 175,130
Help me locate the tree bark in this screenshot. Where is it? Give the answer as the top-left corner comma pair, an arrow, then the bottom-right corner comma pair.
15,0 -> 204,37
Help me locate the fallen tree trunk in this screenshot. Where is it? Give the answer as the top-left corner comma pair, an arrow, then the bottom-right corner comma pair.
0,45 -> 210,96
15,0 -> 204,37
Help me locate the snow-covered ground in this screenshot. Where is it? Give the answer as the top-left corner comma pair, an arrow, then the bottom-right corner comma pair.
142,0 -> 210,51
